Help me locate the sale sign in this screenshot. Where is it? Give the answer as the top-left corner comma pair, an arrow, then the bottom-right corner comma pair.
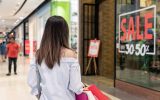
119,5 -> 156,56
88,40 -> 100,58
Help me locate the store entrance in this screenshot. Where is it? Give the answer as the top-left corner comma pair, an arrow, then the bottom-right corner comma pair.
82,3 -> 99,75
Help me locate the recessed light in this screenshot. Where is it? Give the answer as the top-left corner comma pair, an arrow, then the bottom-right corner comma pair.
2,20 -> 5,22
17,2 -> 21,5
15,19 -> 20,23
19,17 -> 24,20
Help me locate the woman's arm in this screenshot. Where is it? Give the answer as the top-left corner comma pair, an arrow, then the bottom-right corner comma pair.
27,58 -> 41,98
69,60 -> 84,95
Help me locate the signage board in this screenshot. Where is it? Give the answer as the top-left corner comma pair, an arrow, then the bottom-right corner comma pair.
119,5 -> 156,56
88,40 -> 100,57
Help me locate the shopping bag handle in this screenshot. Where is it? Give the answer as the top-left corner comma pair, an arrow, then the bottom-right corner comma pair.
83,83 -> 88,88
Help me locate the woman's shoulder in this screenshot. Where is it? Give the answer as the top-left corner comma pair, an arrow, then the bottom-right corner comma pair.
61,48 -> 77,59
61,48 -> 79,63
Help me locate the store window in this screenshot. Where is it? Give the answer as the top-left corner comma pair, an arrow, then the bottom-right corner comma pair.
116,0 -> 160,91
24,21 -> 30,56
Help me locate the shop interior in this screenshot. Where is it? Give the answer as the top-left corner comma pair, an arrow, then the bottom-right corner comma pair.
116,0 -> 160,91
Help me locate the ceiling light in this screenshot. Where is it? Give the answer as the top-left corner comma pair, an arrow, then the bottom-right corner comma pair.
17,2 -> 21,5
16,19 -> 20,23
15,2 -> 21,7
19,17 -> 24,20
2,20 -> 5,22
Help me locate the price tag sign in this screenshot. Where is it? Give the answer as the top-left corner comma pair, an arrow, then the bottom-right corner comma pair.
88,40 -> 100,57
119,5 -> 156,56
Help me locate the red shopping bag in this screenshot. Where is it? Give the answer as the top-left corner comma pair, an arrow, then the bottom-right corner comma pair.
88,84 -> 110,100
76,92 -> 88,100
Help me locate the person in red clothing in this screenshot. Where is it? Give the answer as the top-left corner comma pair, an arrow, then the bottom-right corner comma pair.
6,37 -> 19,76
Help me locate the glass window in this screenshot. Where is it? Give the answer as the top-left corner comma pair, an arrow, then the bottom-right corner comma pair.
116,0 -> 160,91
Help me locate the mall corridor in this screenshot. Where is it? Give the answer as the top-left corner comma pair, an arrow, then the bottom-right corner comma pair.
1,0 -> 160,100
0,57 -> 147,100
0,57 -> 35,100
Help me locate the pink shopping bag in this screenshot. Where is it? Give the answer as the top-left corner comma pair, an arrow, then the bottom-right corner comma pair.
76,92 -> 88,100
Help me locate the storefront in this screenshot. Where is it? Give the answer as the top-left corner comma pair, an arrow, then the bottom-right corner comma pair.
116,0 -> 160,98
12,0 -> 79,58
51,0 -> 79,52
28,2 -> 51,58
14,25 -> 24,56
27,0 -> 79,58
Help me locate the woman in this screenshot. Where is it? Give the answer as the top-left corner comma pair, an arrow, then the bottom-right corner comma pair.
28,16 -> 84,100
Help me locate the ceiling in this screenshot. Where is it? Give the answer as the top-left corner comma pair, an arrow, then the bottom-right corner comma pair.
0,0 -> 45,32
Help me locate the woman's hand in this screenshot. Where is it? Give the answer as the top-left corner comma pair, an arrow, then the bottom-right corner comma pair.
83,87 -> 89,91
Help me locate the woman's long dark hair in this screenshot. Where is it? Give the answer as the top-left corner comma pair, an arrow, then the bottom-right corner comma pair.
36,16 -> 69,69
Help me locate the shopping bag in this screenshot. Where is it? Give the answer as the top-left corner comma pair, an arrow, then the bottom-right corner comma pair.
76,92 -> 88,100
88,84 -> 110,100
83,91 -> 96,100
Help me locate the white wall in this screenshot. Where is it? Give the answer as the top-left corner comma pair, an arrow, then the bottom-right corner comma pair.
17,24 -> 24,56
70,0 -> 79,53
36,3 -> 51,49
14,24 -> 24,56
28,3 -> 50,59
29,15 -> 36,58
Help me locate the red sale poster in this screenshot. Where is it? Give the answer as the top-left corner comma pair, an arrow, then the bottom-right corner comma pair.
25,40 -> 30,55
119,5 -> 156,56
88,40 -> 100,58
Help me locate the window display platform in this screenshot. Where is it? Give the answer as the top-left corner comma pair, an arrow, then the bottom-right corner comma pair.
117,67 -> 160,91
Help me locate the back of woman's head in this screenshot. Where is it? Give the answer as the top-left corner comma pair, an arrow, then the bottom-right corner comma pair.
36,16 -> 69,69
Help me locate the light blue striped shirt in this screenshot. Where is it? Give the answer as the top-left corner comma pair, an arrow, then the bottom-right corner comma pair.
28,57 -> 84,100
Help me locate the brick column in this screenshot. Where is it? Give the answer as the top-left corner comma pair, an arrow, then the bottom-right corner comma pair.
98,0 -> 115,79
79,0 -> 115,79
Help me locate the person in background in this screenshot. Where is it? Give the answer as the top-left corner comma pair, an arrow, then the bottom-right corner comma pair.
0,41 -> 2,62
0,40 -> 6,62
6,37 -> 19,76
28,16 -> 84,100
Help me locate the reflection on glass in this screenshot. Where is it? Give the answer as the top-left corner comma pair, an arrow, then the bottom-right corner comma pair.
116,0 -> 160,91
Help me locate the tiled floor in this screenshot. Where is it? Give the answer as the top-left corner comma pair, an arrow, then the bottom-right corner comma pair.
0,57 -> 36,100
82,76 -> 147,100
0,57 -> 148,100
